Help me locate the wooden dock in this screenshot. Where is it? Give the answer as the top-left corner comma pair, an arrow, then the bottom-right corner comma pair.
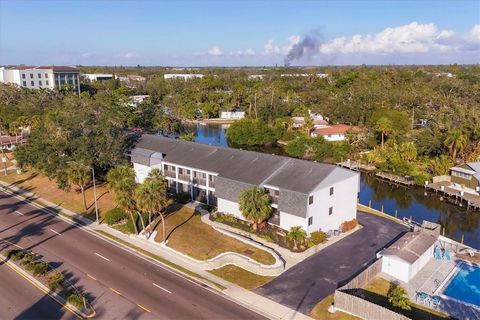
425,181 -> 480,211
375,172 -> 415,187
336,160 -> 376,172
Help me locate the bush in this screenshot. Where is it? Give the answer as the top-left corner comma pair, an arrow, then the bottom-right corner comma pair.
104,208 -> 128,225
174,192 -> 192,204
340,219 -> 358,233
20,252 -> 37,266
6,249 -> 26,261
310,231 -> 327,245
388,284 -> 411,311
125,211 -> 149,234
67,293 -> 86,310
47,272 -> 65,292
26,261 -> 49,276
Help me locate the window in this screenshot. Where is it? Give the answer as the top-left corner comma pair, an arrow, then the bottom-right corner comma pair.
38,73 -> 41,78
30,73 -> 33,79
309,195 -> 314,205
39,80 -> 42,86
330,187 -> 334,196
46,80 -> 49,86
45,73 -> 48,78
22,81 -> 26,86
329,207 -> 333,215
22,74 -> 25,79
30,81 -> 34,86
308,216 -> 313,226
178,168 -> 183,174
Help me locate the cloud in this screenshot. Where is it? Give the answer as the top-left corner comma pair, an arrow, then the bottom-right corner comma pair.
228,48 -> 256,56
264,35 -> 300,55
116,52 -> 138,59
319,22 -> 480,55
208,47 -> 223,56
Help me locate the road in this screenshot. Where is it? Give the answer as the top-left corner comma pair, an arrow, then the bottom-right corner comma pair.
0,189 -> 263,319
0,262 -> 76,320
256,211 -> 409,314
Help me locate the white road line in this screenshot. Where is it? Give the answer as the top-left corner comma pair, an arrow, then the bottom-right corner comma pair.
50,229 -> 61,236
153,283 -> 172,294
94,252 -> 111,262
15,210 -> 24,216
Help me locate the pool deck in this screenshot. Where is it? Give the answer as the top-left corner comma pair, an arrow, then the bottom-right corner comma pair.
384,257 -> 480,320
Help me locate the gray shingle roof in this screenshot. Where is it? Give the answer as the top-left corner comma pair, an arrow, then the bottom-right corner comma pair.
382,231 -> 437,264
131,135 -> 359,217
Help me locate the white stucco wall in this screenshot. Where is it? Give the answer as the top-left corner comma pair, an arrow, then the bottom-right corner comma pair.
279,211 -> 308,232
133,162 -> 163,183
382,256 -> 411,283
411,244 -> 434,280
323,133 -> 346,141
306,173 -> 359,234
217,198 -> 244,220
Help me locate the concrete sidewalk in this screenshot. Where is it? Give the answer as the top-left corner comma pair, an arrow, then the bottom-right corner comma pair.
0,180 -> 312,320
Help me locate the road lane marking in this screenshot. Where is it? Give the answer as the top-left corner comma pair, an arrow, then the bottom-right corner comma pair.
15,210 -> 24,216
86,273 -> 97,281
137,304 -> 151,313
94,252 -> 110,262
109,287 -> 121,295
50,229 -> 61,236
153,282 -> 172,294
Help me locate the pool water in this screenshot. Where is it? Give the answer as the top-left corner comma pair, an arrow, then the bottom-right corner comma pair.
443,263 -> 480,308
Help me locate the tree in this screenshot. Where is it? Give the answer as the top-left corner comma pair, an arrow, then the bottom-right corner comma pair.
444,129 -> 468,160
303,116 -> 314,136
107,165 -> 139,234
66,161 -> 91,210
387,284 -> 411,311
287,226 -> 307,250
375,117 -> 393,147
430,155 -> 454,176
134,169 -> 168,240
398,142 -> 417,162
239,187 -> 272,230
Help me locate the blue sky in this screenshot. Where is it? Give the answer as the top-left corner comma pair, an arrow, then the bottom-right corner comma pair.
0,0 -> 479,66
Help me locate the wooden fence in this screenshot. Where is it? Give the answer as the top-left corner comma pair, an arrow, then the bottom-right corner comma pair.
334,290 -> 409,320
340,258 -> 383,290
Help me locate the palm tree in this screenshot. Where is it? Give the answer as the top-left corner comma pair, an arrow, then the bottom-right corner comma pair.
303,116 -> 314,137
134,169 -> 168,240
287,226 -> 307,250
375,117 -> 393,147
444,129 -> 468,161
239,187 -> 272,231
66,161 -> 91,210
107,165 -> 139,234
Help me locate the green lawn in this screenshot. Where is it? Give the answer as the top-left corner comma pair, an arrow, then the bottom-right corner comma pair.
310,294 -> 360,320
209,265 -> 273,290
155,205 -> 276,265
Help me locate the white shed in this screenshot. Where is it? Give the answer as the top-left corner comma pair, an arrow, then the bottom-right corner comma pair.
380,231 -> 437,283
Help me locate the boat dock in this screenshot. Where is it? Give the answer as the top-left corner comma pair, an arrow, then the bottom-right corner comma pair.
336,160 -> 376,172
425,181 -> 480,210
375,172 -> 415,186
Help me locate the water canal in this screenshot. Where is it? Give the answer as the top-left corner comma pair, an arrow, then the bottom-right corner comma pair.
192,123 -> 480,249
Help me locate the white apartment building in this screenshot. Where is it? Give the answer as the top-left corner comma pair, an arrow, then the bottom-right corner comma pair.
164,74 -> 204,81
131,135 -> 359,234
220,110 -> 245,119
83,73 -> 113,81
0,66 -> 80,94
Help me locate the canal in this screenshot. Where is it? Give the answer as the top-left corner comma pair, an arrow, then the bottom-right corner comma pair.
192,123 -> 480,249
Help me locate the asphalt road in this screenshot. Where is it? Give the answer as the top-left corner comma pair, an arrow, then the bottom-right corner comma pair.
0,189 -> 264,320
0,262 -> 76,320
256,211 -> 409,315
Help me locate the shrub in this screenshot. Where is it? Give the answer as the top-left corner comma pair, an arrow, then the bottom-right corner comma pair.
67,293 -> 86,310
340,219 -> 358,233
26,261 -> 49,276
125,212 -> 149,234
387,284 -> 411,311
307,240 -> 315,248
260,234 -> 274,243
104,208 -> 128,225
47,272 -> 65,292
6,249 -> 26,261
20,252 -> 37,266
174,192 -> 191,204
310,231 -> 327,245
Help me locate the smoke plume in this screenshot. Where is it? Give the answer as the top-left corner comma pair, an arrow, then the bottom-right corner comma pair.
284,30 -> 322,66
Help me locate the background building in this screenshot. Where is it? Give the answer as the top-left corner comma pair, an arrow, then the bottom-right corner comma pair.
0,65 -> 80,93
82,73 -> 113,81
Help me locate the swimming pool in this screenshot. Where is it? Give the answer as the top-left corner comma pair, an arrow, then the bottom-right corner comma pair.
443,262 -> 480,308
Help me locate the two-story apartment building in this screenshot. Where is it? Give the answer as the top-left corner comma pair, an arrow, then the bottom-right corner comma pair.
450,162 -> 480,191
131,135 -> 359,234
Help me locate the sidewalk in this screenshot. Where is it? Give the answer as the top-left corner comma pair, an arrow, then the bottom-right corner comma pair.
0,180 -> 312,320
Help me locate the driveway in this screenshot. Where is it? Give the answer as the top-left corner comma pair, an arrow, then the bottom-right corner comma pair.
255,211 -> 409,315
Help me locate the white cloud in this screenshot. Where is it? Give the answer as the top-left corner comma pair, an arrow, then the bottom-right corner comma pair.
116,52 -> 138,59
318,22 -> 467,55
469,24 -> 480,41
229,48 -> 256,56
208,47 -> 223,56
263,35 -> 300,55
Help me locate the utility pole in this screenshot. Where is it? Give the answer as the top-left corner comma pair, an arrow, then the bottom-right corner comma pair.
91,167 -> 99,224
411,105 -> 415,130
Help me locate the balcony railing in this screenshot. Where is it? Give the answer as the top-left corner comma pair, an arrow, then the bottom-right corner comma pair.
178,174 -> 191,182
192,178 -> 207,186
209,180 -> 215,188
164,171 -> 176,178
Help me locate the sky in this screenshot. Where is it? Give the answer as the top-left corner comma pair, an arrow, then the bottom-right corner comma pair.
0,0 -> 479,66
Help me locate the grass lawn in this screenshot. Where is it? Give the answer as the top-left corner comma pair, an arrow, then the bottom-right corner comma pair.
364,277 -> 450,320
0,167 -> 115,220
310,294 -> 360,320
209,265 -> 273,290
155,204 -> 276,265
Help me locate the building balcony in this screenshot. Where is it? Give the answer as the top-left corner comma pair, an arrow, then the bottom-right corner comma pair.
192,178 -> 207,186
164,171 -> 176,178
178,174 -> 191,182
